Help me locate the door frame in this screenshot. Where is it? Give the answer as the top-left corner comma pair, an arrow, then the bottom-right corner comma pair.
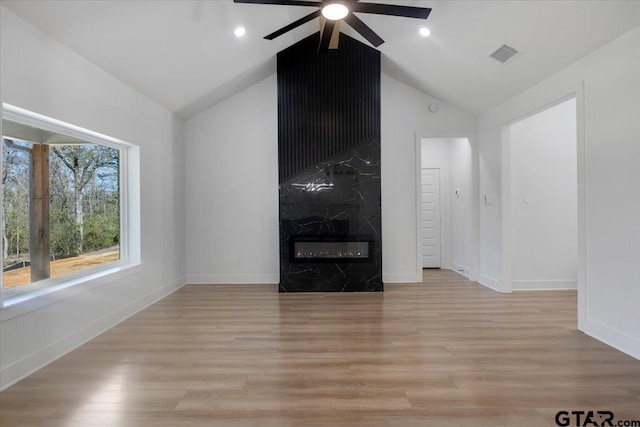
414,132 -> 479,283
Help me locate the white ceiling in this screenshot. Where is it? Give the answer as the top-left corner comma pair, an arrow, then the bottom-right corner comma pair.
3,0 -> 640,118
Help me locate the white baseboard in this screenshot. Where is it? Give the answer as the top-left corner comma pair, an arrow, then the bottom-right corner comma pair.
449,262 -> 470,279
0,276 -> 187,391
383,273 -> 421,283
478,274 -> 501,292
581,317 -> 640,361
187,274 -> 279,284
512,279 -> 577,291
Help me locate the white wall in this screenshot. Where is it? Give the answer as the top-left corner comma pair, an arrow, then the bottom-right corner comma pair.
421,139 -> 452,168
0,8 -> 186,389
184,73 -> 477,284
450,138 -> 472,276
477,26 -> 640,359
476,125 -> 503,290
510,99 -> 577,290
185,76 -> 279,284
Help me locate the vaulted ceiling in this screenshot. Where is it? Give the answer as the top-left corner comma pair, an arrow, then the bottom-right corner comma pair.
3,0 -> 640,118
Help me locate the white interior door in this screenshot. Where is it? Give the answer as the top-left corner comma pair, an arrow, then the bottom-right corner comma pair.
421,168 -> 441,268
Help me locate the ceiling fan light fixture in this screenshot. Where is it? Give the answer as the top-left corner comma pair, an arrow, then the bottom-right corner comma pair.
322,3 -> 349,21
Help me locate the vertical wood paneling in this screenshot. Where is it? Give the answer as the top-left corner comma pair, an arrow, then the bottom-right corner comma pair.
277,32 -> 381,182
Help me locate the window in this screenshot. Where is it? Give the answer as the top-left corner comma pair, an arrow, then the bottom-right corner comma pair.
1,104 -> 140,310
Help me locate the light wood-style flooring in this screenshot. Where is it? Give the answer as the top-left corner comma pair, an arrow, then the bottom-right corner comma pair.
2,269 -> 639,426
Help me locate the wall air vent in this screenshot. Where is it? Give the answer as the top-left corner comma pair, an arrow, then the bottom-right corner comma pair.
490,44 -> 520,64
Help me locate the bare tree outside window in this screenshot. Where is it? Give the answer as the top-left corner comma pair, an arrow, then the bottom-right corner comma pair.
2,123 -> 120,289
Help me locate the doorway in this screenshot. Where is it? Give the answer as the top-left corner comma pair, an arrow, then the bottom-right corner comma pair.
505,97 -> 578,291
418,137 -> 473,276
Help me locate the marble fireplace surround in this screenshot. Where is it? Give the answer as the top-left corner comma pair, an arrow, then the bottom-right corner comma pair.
279,138 -> 382,292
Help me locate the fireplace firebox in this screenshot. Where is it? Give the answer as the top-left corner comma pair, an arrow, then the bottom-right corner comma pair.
291,237 -> 372,263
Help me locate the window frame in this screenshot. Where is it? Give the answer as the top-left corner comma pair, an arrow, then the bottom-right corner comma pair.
0,104 -> 141,315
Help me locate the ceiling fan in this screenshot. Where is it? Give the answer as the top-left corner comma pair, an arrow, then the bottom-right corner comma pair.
233,0 -> 432,53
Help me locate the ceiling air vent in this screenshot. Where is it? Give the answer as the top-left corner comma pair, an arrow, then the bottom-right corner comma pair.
490,44 -> 519,64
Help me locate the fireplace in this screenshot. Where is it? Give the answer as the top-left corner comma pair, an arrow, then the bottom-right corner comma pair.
277,33 -> 382,292
292,237 -> 373,262
277,139 -> 382,293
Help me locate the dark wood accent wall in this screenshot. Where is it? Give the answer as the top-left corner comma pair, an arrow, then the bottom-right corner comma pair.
277,33 -> 381,182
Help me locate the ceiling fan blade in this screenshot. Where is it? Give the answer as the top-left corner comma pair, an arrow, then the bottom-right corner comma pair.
234,0 -> 321,7
264,10 -> 322,40
318,19 -> 337,53
343,13 -> 384,47
351,3 -> 432,20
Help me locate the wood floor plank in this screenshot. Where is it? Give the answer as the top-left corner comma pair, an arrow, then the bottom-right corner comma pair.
1,269 -> 639,426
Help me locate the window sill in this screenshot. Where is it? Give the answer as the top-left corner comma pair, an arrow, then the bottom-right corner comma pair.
1,262 -> 142,322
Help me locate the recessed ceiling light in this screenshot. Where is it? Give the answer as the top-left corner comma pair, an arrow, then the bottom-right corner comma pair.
234,27 -> 246,37
322,3 -> 349,21
419,27 -> 431,37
